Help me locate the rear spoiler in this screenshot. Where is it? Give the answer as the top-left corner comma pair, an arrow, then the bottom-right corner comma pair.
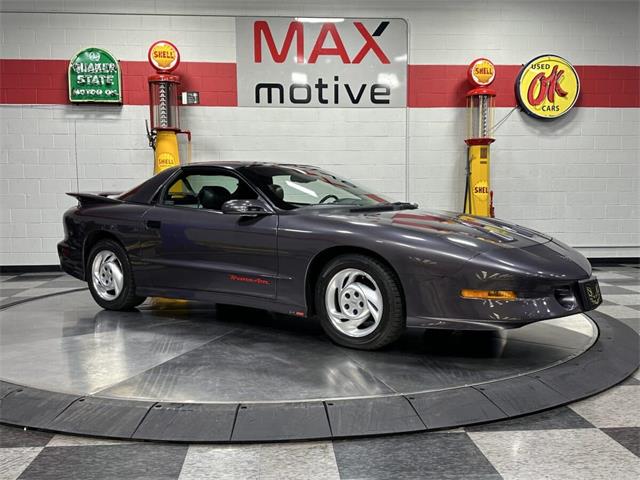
66,192 -> 123,206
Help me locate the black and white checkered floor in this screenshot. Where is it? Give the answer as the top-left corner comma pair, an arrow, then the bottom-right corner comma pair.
0,265 -> 638,479
0,273 -> 85,309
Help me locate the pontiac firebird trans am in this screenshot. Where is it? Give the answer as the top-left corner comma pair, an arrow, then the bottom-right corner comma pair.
58,162 -> 602,350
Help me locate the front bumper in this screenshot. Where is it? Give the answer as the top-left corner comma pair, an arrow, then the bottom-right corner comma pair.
404,238 -> 602,329
407,275 -> 602,330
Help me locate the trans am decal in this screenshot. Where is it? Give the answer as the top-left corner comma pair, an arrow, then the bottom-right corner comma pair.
229,274 -> 271,285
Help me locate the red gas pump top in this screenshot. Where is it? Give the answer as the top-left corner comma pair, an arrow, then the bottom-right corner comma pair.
466,87 -> 496,98
465,57 -> 496,146
148,74 -> 180,84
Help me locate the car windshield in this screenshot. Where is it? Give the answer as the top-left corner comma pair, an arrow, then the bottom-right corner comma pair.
238,165 -> 394,210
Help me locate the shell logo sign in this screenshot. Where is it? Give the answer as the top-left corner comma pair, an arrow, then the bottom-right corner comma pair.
157,151 -> 176,168
516,54 -> 580,119
473,180 -> 489,200
148,40 -> 180,73
467,58 -> 496,87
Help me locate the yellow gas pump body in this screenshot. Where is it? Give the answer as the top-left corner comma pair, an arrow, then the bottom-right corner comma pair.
154,130 -> 181,174
465,143 -> 492,216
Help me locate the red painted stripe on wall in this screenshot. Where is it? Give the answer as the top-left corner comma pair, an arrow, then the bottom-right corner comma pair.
1,59 -> 638,108
0,59 -> 237,106
408,64 -> 640,108
408,65 -> 519,108
574,65 -> 640,109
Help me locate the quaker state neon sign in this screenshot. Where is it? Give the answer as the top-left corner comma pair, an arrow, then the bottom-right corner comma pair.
68,47 -> 122,103
515,54 -> 580,120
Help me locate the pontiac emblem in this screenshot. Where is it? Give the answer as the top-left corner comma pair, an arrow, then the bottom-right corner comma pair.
586,283 -> 601,305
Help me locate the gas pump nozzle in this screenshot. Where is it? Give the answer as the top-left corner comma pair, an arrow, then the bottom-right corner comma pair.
145,119 -> 156,150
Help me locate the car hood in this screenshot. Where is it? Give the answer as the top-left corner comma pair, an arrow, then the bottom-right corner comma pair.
312,208 -> 552,251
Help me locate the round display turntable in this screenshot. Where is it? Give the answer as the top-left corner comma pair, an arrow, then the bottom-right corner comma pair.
0,289 -> 637,442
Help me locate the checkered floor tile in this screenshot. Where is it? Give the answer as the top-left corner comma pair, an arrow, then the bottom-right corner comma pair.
0,265 -> 638,479
0,272 -> 86,308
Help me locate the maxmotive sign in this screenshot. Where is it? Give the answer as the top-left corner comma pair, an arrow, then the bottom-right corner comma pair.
236,17 -> 407,107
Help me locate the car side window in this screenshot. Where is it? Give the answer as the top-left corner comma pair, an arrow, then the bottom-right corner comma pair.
161,172 -> 257,211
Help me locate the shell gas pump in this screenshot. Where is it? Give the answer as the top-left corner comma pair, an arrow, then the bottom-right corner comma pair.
146,40 -> 191,174
464,58 -> 496,217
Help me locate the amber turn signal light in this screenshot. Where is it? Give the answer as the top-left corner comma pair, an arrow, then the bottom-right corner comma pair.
460,289 -> 517,300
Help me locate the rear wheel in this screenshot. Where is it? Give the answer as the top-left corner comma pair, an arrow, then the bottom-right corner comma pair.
316,254 -> 405,350
87,239 -> 146,310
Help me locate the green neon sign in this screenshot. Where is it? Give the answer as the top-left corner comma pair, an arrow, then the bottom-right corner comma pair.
68,47 -> 122,103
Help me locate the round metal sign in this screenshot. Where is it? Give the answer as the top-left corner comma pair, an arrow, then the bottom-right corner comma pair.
515,54 -> 580,120
467,58 -> 496,87
148,40 -> 181,73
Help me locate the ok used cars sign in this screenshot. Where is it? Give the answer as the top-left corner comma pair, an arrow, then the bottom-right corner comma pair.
236,17 -> 407,107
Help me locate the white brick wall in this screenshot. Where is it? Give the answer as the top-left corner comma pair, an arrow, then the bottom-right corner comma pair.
0,11 -> 236,62
2,2 -> 638,64
0,1 -> 639,264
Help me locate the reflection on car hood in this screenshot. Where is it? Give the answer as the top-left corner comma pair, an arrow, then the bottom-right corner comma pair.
314,208 -> 552,250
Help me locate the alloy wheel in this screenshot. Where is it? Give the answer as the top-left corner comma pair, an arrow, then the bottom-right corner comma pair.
91,250 -> 124,301
324,268 -> 383,337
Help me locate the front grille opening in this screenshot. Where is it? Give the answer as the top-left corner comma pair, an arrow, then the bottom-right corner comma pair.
555,286 -> 577,310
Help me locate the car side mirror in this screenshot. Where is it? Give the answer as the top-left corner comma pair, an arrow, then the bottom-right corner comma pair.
221,199 -> 273,217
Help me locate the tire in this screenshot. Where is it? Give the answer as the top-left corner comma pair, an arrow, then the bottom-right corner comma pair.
87,239 -> 146,311
316,254 -> 405,350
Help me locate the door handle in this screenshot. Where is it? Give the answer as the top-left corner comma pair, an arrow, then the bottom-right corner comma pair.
146,220 -> 161,229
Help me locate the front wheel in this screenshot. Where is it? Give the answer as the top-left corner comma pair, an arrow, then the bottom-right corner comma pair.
316,254 -> 405,350
87,239 -> 146,311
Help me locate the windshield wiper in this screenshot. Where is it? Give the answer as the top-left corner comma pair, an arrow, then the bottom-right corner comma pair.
349,202 -> 418,213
